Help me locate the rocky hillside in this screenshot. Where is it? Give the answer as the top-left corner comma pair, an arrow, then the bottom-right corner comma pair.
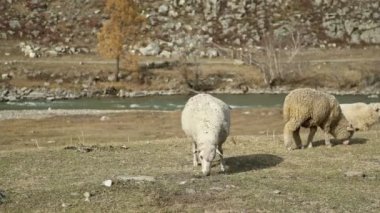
1,0 -> 380,58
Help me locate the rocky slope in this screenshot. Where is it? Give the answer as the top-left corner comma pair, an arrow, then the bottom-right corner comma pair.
1,0 -> 379,58
1,0 -> 380,102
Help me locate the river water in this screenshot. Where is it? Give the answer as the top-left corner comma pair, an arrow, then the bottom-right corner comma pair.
0,94 -> 379,111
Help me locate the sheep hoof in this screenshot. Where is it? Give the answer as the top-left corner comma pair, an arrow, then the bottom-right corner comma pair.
220,165 -> 228,173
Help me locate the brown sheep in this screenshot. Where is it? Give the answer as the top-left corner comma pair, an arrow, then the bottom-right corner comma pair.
283,88 -> 355,150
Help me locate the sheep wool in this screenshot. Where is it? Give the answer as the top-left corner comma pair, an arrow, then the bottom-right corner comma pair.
341,102 -> 380,131
181,94 -> 230,176
283,88 -> 355,150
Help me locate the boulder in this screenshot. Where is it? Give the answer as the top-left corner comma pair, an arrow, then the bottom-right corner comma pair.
207,48 -> 219,58
158,4 -> 169,15
26,91 -> 46,99
322,18 -> 345,40
360,27 -> 380,44
9,20 -> 21,30
159,50 -> 172,58
139,42 -> 161,56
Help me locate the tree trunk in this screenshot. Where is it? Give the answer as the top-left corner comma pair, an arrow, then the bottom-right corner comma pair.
115,55 -> 120,82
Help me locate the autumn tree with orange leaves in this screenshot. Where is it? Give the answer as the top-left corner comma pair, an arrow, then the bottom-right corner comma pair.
97,0 -> 145,81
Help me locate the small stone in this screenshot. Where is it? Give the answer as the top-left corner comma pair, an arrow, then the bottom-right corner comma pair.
158,4 -> 169,15
225,184 -> 236,189
55,79 -> 64,84
179,181 -> 187,185
70,192 -> 79,196
273,190 -> 281,194
107,74 -> 116,82
61,203 -> 69,208
210,187 -> 224,191
94,9 -> 101,14
9,20 -> 21,30
46,97 -> 55,101
169,10 -> 178,17
29,52 -> 37,58
46,50 -> 58,57
102,179 -> 113,187
116,175 -> 156,182
159,50 -> 171,58
344,171 -> 365,178
1,73 -> 11,80
100,116 -> 110,121
83,192 -> 91,202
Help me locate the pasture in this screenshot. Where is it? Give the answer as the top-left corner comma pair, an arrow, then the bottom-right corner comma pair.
0,108 -> 379,212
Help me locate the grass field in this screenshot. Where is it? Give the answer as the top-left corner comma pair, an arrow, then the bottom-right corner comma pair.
0,109 -> 380,212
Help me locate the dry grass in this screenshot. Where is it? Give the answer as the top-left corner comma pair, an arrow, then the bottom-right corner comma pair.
0,109 -> 379,212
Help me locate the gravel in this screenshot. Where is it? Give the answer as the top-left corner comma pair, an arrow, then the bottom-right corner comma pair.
0,109 -> 134,121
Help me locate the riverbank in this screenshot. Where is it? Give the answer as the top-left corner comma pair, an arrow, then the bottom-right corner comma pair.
1,86 -> 380,103
1,44 -> 380,102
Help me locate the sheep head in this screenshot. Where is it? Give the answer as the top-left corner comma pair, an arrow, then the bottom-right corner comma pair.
198,144 -> 216,176
331,118 -> 355,144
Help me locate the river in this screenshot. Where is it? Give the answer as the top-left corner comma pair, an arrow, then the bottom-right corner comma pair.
1,93 -> 379,111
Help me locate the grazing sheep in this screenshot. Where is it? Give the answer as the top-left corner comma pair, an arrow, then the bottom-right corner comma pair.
181,94 -> 230,176
340,102 -> 380,131
283,88 -> 355,150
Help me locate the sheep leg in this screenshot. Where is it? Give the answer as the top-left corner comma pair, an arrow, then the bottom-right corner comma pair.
192,142 -> 200,167
293,127 -> 302,149
284,120 -> 300,151
324,132 -> 332,147
323,126 -> 333,148
305,126 -> 317,148
217,145 -> 226,172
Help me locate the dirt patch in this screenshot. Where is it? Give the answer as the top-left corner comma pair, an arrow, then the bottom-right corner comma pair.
0,108 -> 284,150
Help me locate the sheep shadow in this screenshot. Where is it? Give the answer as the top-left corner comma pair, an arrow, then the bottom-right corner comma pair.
311,137 -> 368,147
225,154 -> 283,174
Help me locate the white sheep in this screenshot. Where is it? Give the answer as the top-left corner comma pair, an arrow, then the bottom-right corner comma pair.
283,88 -> 355,150
340,102 -> 380,131
181,94 -> 230,176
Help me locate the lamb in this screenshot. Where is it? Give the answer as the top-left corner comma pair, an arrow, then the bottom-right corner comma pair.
340,102 -> 380,131
283,88 -> 355,150
181,94 -> 230,176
